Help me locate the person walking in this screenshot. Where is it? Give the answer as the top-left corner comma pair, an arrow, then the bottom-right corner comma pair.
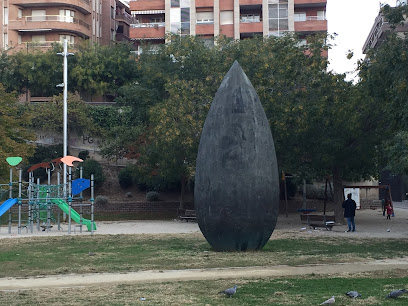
342,193 -> 357,232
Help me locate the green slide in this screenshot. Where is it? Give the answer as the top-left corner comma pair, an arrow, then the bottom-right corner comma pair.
52,199 -> 97,231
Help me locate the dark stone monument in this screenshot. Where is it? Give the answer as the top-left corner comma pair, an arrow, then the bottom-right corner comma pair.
194,61 -> 279,251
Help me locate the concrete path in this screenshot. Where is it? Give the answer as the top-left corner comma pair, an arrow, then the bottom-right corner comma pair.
1,257 -> 408,291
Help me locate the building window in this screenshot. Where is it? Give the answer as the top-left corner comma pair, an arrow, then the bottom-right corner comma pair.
59,35 -> 75,45
59,10 -> 75,23
111,7 -> 115,19
3,33 -> 8,49
18,8 -> 22,19
181,7 -> 190,34
150,17 -> 164,23
297,39 -> 307,46
317,10 -> 326,21
32,35 -> 46,43
170,1 -> 190,35
269,0 -> 288,37
31,10 -> 46,22
294,12 -> 306,22
196,12 -> 214,24
220,11 -> 233,25
18,35 -> 22,44
3,8 -> 8,25
171,0 -> 180,8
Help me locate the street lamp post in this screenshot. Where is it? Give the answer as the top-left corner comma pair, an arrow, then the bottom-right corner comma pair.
57,39 -> 74,198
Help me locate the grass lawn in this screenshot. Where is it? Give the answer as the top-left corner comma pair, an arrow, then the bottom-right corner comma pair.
0,234 -> 408,305
0,234 -> 408,278
0,273 -> 407,305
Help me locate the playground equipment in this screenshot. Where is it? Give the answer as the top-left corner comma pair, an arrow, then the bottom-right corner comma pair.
0,155 -> 96,235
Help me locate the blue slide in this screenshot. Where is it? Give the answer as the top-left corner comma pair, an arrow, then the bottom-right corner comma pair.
0,198 -> 18,217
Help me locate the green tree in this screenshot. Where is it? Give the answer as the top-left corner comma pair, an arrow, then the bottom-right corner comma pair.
28,92 -> 98,135
357,9 -> 408,179
0,84 -> 35,181
69,42 -> 138,100
105,34 -> 389,220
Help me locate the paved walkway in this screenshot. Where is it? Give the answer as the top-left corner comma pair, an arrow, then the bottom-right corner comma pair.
1,257 -> 408,291
1,205 -> 407,239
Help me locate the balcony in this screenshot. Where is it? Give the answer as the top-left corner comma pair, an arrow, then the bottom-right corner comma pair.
9,16 -> 91,38
130,0 -> 165,11
294,0 -> 326,7
10,0 -> 92,14
196,0 -> 214,7
196,23 -> 214,35
240,16 -> 262,34
294,17 -> 327,33
13,41 -> 78,53
130,23 -> 165,40
116,12 -> 134,25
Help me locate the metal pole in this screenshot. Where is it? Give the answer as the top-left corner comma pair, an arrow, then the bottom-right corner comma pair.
57,39 -> 73,199
57,168 -> 61,230
8,168 -> 12,233
91,174 -> 94,235
28,171 -> 33,233
80,167 -> 83,233
18,168 -> 22,234
36,178 -> 40,231
68,166 -> 72,234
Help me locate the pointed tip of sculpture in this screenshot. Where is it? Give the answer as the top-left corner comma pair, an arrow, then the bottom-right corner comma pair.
230,60 -> 242,71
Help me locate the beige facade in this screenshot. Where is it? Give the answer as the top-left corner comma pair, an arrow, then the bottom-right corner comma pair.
0,0 -> 131,51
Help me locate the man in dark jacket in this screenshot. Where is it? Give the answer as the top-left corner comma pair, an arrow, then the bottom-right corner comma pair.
342,193 -> 357,232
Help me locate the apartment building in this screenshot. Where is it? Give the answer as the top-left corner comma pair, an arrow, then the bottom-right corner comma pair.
362,3 -> 408,54
129,0 -> 327,53
0,0 -> 131,52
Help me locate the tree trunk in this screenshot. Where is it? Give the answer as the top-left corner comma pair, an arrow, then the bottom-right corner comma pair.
332,168 -> 345,224
179,176 -> 187,210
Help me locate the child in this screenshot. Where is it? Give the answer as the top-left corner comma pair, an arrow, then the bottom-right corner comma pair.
386,201 -> 393,220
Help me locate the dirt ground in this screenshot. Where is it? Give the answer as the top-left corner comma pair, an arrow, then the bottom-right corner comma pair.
1,204 -> 407,239
0,205 -> 407,291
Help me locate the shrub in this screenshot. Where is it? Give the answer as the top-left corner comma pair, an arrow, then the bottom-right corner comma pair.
146,191 -> 160,201
78,150 -> 90,161
79,159 -> 105,188
118,166 -> 134,189
95,195 -> 109,205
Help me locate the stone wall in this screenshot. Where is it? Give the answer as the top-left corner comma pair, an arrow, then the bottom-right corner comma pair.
7,198 -> 382,219
279,198 -> 383,213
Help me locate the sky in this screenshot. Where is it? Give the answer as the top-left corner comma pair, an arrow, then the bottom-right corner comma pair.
327,0 -> 397,81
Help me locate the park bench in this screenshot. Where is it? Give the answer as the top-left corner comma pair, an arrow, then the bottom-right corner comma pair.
300,214 -> 336,231
178,209 -> 196,222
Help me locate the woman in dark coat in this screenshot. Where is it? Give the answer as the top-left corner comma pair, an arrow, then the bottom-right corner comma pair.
342,193 -> 357,232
